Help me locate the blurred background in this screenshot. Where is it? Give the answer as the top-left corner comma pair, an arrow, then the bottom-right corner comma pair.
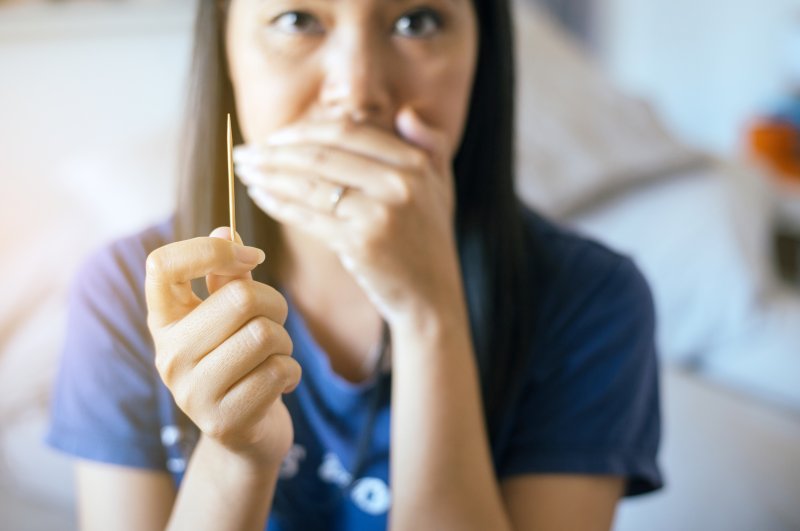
1,0 -> 799,530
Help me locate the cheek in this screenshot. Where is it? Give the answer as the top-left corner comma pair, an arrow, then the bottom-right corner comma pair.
401,51 -> 476,159
227,23 -> 319,142
231,62 -> 315,143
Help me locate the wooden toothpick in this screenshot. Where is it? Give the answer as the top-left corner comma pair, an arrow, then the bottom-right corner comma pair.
227,112 -> 236,242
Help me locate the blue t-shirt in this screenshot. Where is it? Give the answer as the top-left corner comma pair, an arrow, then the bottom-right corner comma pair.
46,208 -> 663,530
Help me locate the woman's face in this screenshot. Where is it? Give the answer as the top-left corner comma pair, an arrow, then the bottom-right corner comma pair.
225,0 -> 478,161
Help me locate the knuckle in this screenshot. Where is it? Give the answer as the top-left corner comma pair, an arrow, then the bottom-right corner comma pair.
283,330 -> 294,356
396,181 -> 413,204
312,146 -> 328,164
196,403 -> 236,442
286,357 -> 302,385
199,414 -> 227,441
338,120 -> 355,135
274,291 -> 289,325
246,317 -> 273,350
204,238 -> 227,264
263,359 -> 282,383
408,149 -> 427,170
146,313 -> 161,334
225,279 -> 258,316
154,354 -> 168,381
263,357 -> 292,389
171,380 -> 193,414
154,350 -> 177,383
349,233 -> 376,264
372,204 -> 392,229
385,170 -> 412,203
271,326 -> 294,357
349,232 -> 369,255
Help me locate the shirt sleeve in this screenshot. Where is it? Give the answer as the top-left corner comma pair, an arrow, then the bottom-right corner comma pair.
499,252 -> 663,497
45,241 -> 167,470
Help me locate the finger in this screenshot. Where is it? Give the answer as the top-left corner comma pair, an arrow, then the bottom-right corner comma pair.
247,185 -> 366,244
194,316 -> 294,402
249,119 -> 420,169
162,279 -> 290,368
206,227 -> 257,296
236,144 -> 409,203
395,106 -> 451,175
145,237 -> 266,329
238,166 -> 380,218
218,354 -> 302,428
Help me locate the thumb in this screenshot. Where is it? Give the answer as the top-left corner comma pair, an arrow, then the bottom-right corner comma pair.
206,226 -> 256,295
395,106 -> 450,174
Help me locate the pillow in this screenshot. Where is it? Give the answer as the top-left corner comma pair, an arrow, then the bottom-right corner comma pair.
567,160 -> 800,411
512,0 -> 704,218
0,4 -> 188,421
565,164 -> 766,364
0,2 -> 191,514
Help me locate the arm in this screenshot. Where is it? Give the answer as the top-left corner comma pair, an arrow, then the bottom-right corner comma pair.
389,292 -> 624,531
76,461 -> 175,531
118,228 -> 297,530
75,436 -> 281,531
55,228 -> 297,531
389,302 -> 512,530
165,435 -> 281,531
501,475 -> 624,530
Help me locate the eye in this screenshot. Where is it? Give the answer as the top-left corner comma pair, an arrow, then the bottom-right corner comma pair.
394,8 -> 443,38
270,11 -> 324,35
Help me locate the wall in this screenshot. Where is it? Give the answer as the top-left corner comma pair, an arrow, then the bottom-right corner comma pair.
598,0 -> 800,155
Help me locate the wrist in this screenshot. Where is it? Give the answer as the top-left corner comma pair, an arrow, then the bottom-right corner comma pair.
196,434 -> 283,487
390,294 -> 472,354
392,270 -> 469,331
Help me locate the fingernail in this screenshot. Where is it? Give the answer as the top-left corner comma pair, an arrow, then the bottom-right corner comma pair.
233,146 -> 267,165
235,164 -> 264,184
234,162 -> 250,182
234,245 -> 266,265
232,145 -> 250,164
209,226 -> 230,239
267,129 -> 295,145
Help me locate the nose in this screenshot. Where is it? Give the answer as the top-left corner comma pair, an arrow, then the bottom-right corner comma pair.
319,30 -> 392,125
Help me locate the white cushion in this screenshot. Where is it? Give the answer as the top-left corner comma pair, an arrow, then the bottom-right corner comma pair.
0,3 -> 192,514
512,0 -> 702,218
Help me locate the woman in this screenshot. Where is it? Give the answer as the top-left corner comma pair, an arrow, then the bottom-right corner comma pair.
47,0 -> 663,529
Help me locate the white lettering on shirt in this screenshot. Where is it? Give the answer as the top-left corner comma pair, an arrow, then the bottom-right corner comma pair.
317,452 -> 392,515
350,477 -> 392,515
319,451 -> 353,487
280,444 -> 307,479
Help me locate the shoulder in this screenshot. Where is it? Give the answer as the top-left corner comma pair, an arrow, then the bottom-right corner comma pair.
48,217 -> 178,469
72,216 -> 176,307
520,206 -> 654,338
499,208 -> 662,496
520,206 -> 648,294
65,216 -> 176,348
517,206 -> 656,379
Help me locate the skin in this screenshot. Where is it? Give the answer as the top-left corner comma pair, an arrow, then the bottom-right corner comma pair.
75,0 -> 625,529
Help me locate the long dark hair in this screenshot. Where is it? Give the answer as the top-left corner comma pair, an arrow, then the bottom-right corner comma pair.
176,0 -> 531,456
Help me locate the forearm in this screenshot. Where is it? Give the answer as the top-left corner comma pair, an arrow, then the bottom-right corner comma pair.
166,435 -> 279,531
389,292 -> 512,531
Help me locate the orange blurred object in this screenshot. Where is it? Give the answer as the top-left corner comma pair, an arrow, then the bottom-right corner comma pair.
748,120 -> 800,183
